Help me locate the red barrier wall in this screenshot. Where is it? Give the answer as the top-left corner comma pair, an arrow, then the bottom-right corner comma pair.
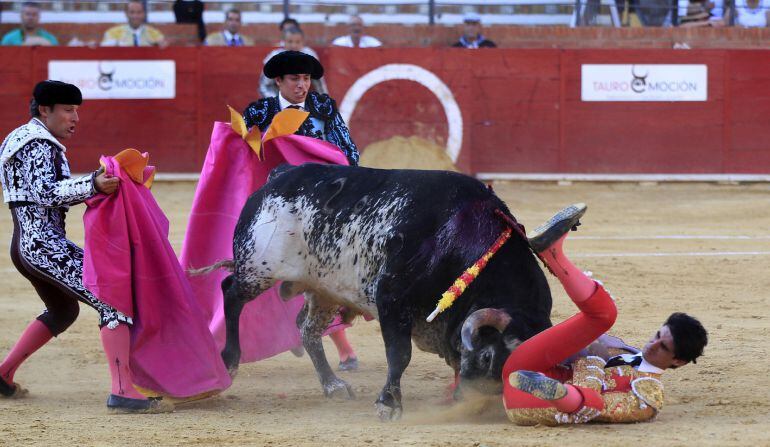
1,47 -> 769,175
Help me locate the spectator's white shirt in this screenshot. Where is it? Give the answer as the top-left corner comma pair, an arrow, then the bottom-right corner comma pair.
734,0 -> 770,27
222,30 -> 236,43
331,35 -> 382,48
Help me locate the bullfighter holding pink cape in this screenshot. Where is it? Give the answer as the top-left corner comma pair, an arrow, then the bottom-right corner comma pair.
180,108 -> 354,364
83,150 -> 232,401
80,107 -> 357,408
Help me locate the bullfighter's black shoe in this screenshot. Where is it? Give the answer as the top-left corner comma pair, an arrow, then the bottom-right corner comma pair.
107,394 -> 174,414
0,376 -> 27,399
338,357 -> 359,372
527,203 -> 587,253
508,370 -> 567,401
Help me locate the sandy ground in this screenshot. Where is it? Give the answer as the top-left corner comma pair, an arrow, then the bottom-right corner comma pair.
2,180 -> 770,447
360,137 -> 458,171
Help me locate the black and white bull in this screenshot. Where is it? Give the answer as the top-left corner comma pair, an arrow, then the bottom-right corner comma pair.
219,164 -> 552,420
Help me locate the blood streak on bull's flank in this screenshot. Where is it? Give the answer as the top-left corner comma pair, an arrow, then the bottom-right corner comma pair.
338,64 -> 463,163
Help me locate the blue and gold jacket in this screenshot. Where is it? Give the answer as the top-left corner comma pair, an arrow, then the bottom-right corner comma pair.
242,91 -> 359,166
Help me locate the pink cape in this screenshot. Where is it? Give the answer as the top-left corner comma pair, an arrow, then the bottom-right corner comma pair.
83,155 -> 232,398
179,123 -> 351,363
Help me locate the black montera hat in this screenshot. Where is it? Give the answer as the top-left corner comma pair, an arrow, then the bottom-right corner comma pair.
33,80 -> 82,106
263,50 -> 324,79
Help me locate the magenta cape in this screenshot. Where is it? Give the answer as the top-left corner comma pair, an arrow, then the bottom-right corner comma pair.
179,123 -> 350,363
82,154 -> 232,398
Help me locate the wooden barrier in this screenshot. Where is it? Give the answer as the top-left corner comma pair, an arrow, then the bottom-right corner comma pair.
1,46 -> 769,175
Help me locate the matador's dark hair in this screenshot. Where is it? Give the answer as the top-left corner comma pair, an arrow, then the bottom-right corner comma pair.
665,312 -> 708,364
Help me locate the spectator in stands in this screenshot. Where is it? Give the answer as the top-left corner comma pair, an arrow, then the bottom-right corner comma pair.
205,8 -> 253,46
331,15 -> 382,48
452,13 -> 495,49
275,17 -> 301,47
173,0 -> 206,43
260,27 -> 327,98
280,17 -> 301,33
101,0 -> 168,48
1,2 -> 58,46
632,0 -> 689,26
710,0 -> 770,26
674,0 -> 713,27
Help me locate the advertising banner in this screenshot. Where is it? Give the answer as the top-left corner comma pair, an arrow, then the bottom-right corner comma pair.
48,60 -> 176,99
581,64 -> 707,101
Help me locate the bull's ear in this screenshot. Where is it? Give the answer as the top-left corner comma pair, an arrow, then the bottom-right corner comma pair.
503,334 -> 522,352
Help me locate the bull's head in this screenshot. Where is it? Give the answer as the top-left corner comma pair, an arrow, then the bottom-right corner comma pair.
457,308 -> 521,394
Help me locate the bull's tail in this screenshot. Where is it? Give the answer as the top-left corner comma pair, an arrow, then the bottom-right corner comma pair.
188,259 -> 235,276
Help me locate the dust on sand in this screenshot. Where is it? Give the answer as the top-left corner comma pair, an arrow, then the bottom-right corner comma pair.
1,181 -> 770,446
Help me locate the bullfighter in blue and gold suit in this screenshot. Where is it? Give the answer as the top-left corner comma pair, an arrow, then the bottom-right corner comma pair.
242,50 -> 362,371
242,50 -> 359,167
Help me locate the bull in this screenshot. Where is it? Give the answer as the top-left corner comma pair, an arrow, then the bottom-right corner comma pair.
219,164 -> 552,420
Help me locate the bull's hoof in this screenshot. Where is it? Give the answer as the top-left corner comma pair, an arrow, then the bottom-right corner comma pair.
452,384 -> 463,401
375,402 -> 402,421
323,378 -> 355,400
221,352 -> 240,379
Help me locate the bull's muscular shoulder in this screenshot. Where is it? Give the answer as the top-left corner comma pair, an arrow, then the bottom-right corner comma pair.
306,91 -> 338,120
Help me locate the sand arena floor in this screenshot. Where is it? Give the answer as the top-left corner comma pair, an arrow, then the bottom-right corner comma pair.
1,180 -> 769,446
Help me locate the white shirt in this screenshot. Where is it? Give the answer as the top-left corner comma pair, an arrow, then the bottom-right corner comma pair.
331,35 -> 382,48
222,30 -> 241,44
735,0 -> 770,27
638,355 -> 665,374
132,27 -> 142,44
278,93 -> 305,111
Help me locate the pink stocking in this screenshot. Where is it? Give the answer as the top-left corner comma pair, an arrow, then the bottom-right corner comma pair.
99,324 -> 145,400
329,329 -> 356,361
0,320 -> 52,383
551,384 -> 584,413
538,233 -> 596,303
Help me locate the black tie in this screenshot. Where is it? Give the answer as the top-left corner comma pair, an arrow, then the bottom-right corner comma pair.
286,105 -> 303,111
605,354 -> 643,368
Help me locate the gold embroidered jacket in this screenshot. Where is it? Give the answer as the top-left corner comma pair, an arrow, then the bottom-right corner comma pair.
506,356 -> 665,426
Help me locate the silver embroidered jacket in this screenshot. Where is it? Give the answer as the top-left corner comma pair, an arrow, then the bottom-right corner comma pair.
1,118 -> 95,206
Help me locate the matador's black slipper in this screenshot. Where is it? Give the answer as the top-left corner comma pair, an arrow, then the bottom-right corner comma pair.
107,394 -> 175,414
527,203 -> 587,253
509,370 -> 568,401
0,376 -> 28,399
338,357 -> 359,372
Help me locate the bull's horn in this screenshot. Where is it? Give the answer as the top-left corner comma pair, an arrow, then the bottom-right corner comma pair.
460,308 -> 512,351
